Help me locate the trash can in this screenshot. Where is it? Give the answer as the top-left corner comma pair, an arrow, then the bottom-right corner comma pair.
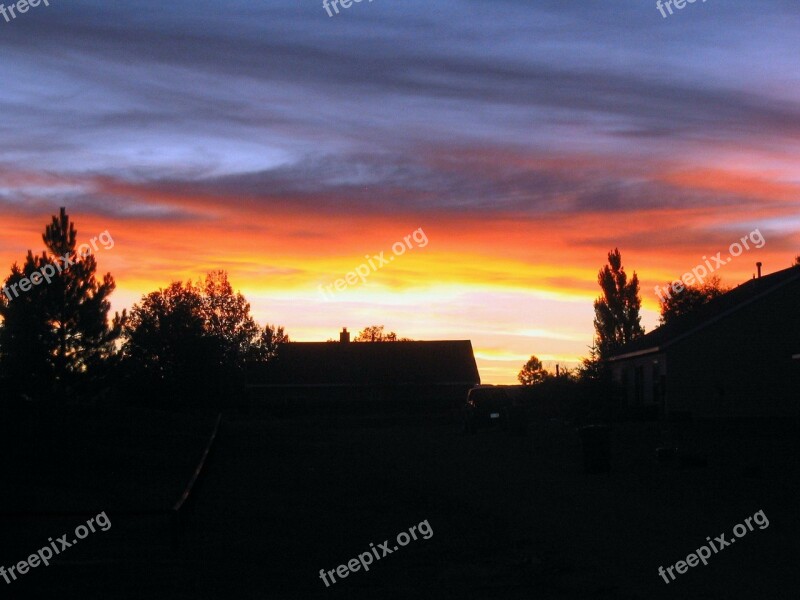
579,425 -> 611,474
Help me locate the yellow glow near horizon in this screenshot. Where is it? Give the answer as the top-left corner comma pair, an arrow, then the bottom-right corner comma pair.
0,167 -> 794,385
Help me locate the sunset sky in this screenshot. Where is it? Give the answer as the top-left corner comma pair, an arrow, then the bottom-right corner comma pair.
1,1 -> 798,383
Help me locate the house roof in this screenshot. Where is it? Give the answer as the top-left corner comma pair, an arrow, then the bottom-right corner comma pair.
610,265 -> 800,361
247,340 -> 481,386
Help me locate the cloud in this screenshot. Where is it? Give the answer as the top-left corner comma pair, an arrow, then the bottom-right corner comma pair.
0,0 -> 797,383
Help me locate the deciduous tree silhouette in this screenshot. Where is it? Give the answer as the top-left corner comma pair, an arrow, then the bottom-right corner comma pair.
518,355 -> 548,386
120,280 -> 208,403
354,325 -> 412,342
201,271 -> 264,361
120,271 -> 286,405
0,208 -> 124,399
658,275 -> 729,325
257,324 -> 289,362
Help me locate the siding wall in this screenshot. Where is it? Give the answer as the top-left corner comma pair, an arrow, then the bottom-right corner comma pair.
665,279 -> 800,418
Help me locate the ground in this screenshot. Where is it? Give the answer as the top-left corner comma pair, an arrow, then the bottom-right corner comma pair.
3,405 -> 799,599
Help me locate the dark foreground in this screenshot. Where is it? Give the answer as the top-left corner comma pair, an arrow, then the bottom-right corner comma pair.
3,406 -> 799,599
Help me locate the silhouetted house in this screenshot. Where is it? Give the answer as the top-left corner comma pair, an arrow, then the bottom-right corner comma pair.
609,265 -> 800,419
246,329 -> 480,412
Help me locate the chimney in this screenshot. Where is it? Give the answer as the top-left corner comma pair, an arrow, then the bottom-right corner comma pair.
339,327 -> 350,343
756,262 -> 762,278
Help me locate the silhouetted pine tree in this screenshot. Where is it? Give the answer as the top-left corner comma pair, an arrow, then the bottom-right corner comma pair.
0,208 -> 124,399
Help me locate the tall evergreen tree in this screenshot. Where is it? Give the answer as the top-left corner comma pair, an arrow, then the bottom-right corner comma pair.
592,248 -> 644,361
0,208 -> 124,398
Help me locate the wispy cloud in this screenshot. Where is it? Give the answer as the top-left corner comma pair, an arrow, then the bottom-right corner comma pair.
0,0 -> 796,382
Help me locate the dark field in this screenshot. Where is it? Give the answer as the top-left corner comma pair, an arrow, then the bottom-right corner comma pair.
3,407 -> 799,599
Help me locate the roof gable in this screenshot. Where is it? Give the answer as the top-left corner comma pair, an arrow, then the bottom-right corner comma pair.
611,265 -> 800,360
248,340 -> 481,386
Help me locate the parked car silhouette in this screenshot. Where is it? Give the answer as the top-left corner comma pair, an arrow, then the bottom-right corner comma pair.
463,386 -> 526,435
